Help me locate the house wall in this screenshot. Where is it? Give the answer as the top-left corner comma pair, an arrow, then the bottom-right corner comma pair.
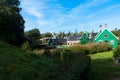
94,29 -> 118,48
67,41 -> 80,46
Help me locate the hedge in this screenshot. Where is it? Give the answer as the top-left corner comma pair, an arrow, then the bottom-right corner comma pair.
113,45 -> 120,58
41,51 -> 91,80
64,42 -> 112,55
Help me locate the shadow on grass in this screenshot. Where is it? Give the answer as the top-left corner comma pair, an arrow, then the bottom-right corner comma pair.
90,58 -> 120,80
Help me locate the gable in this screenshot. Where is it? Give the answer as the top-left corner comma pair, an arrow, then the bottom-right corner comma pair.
94,29 -> 118,48
94,29 -> 118,41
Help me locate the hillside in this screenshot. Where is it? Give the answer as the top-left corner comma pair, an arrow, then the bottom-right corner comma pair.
0,42 -> 54,80
0,42 -> 91,80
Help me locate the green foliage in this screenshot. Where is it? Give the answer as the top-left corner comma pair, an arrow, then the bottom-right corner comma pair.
64,43 -> 112,55
41,32 -> 52,38
58,31 -> 66,38
0,0 -> 25,46
112,29 -> 120,36
84,43 -> 112,54
25,28 -> 41,43
64,45 -> 89,54
21,41 -> 31,50
113,45 -> 120,58
42,50 -> 91,80
0,42 -> 55,80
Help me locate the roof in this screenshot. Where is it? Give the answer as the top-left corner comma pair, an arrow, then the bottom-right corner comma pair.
53,38 -> 67,43
68,35 -> 82,41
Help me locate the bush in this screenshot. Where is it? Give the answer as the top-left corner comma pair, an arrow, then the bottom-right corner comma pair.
64,45 -> 89,55
62,43 -> 112,55
21,41 -> 31,51
84,43 -> 112,54
113,45 -> 120,58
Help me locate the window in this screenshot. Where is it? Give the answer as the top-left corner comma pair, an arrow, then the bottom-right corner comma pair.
110,40 -> 114,45
98,40 -> 103,42
104,34 -> 108,38
105,40 -> 108,43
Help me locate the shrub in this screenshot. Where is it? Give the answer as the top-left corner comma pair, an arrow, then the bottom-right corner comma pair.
42,53 -> 91,80
113,45 -> 120,58
21,41 -> 31,51
64,45 -> 89,55
84,43 -> 112,54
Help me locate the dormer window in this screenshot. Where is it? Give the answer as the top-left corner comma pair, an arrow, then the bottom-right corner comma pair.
104,34 -> 108,38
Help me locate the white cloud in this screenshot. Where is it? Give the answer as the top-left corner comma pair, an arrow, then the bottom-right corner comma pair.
99,4 -> 120,13
86,14 -> 96,19
70,0 -> 110,13
21,0 -> 67,31
91,19 -> 112,24
21,0 -> 120,33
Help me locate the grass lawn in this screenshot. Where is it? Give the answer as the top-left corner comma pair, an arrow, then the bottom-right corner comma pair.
90,51 -> 120,80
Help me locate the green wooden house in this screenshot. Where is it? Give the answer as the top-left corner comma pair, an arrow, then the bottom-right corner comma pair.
94,28 -> 118,48
80,32 -> 90,44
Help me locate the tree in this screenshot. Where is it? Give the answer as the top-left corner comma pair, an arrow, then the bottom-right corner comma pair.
112,29 -> 120,36
58,31 -> 66,38
41,32 -> 53,38
79,31 -> 84,35
66,31 -> 72,37
0,0 -> 25,46
25,28 -> 41,44
74,29 -> 78,35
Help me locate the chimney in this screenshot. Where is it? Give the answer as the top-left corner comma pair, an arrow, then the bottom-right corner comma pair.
99,25 -> 102,27
104,24 -> 107,28
98,25 -> 102,33
99,25 -> 102,30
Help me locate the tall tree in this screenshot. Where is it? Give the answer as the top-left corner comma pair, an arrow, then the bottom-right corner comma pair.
74,29 -> 78,35
0,0 -> 25,46
58,31 -> 66,38
66,31 -> 71,37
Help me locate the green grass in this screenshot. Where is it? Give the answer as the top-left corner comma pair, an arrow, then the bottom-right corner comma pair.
0,42 -> 56,80
0,42 -> 91,80
90,51 -> 120,80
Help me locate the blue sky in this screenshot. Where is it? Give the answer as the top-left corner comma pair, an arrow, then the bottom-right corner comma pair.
20,0 -> 120,33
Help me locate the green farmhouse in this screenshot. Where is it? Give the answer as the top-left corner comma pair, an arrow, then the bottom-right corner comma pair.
94,28 -> 118,48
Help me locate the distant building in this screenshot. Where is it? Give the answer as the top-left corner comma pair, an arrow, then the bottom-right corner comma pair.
67,35 -> 81,46
39,37 -> 67,48
94,26 -> 118,48
49,38 -> 67,45
89,32 -> 98,42
67,32 -> 97,46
